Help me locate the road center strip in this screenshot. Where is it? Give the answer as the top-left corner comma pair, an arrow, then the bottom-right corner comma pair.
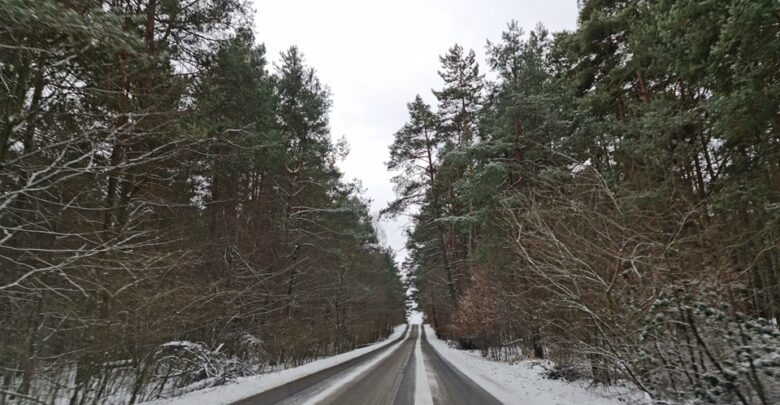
414,325 -> 434,405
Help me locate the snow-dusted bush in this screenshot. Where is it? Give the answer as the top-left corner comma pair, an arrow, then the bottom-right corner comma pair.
154,341 -> 255,390
639,290 -> 779,404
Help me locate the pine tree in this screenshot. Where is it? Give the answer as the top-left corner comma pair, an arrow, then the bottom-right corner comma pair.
432,44 -> 484,283
0,3 -> 406,402
434,44 -> 484,147
274,46 -> 336,317
384,96 -> 458,303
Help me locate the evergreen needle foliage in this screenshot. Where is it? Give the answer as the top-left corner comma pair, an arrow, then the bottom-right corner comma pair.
0,1 -> 404,403
392,2 -> 780,404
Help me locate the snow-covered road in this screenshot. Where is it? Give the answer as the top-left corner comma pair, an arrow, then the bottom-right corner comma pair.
144,324 -> 644,405
236,325 -> 500,405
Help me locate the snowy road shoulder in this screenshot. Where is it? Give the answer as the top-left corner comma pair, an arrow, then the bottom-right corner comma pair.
422,325 -> 646,405
141,325 -> 407,405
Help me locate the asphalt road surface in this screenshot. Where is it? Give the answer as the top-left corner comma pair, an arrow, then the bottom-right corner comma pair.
234,326 -> 409,405
420,327 -> 502,405
235,324 -> 502,405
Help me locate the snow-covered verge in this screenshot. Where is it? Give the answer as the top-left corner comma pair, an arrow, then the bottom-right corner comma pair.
423,325 -> 649,405
141,325 -> 407,405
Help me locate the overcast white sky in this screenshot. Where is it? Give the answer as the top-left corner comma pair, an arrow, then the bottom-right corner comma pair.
252,0 -> 580,265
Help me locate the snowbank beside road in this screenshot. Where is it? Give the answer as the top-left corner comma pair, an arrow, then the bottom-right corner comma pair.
423,325 -> 647,405
142,325 -> 407,405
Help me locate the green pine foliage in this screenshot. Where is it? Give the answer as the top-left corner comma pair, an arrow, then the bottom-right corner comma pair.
392,1 -> 779,403
0,1 -> 404,403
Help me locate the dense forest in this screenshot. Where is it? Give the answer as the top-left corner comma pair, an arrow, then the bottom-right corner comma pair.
0,1 -> 404,403
391,0 -> 780,404
2,0 -> 780,404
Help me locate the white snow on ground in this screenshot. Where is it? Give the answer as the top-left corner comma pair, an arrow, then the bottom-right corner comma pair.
142,325 -> 407,405
423,325 -> 649,405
